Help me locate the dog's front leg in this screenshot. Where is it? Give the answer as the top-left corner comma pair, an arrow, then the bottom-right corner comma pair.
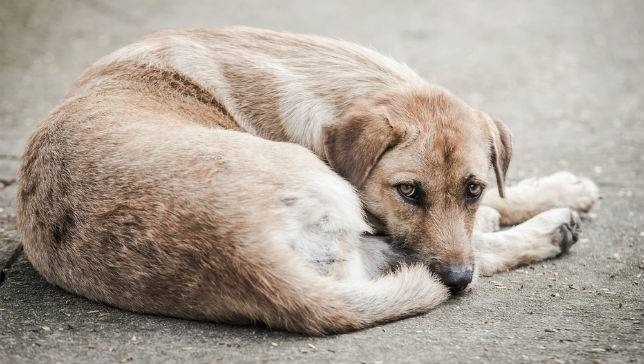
474,206 -> 502,233
473,208 -> 581,276
482,171 -> 599,226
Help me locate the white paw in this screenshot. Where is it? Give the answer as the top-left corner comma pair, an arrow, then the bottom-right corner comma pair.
528,208 -> 582,255
517,171 -> 600,213
474,206 -> 501,232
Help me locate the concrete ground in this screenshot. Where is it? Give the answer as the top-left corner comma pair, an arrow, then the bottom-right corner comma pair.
1,0 -> 643,362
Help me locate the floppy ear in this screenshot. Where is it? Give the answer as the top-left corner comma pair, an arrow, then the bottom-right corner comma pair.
323,105 -> 401,188
485,115 -> 513,198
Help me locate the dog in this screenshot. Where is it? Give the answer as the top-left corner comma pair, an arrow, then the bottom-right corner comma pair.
16,27 -> 599,334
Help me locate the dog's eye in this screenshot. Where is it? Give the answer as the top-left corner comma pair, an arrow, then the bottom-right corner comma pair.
466,182 -> 484,200
396,183 -> 422,204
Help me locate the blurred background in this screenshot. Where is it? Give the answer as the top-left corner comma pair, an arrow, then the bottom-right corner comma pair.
1,1 -> 642,363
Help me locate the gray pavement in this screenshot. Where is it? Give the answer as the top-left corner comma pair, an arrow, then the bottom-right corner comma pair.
0,1 -> 643,363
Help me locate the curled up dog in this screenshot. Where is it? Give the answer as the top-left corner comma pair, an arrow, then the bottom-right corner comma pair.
16,27 -> 600,334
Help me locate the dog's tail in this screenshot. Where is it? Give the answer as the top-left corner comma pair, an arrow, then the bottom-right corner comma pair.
247,246 -> 449,335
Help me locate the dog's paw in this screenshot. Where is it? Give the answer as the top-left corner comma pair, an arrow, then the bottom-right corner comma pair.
546,171 -> 599,212
529,208 -> 582,256
474,206 -> 501,233
515,171 -> 600,213
552,208 -> 582,254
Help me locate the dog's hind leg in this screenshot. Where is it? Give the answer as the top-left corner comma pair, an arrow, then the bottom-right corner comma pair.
482,171 -> 599,226
473,208 -> 581,276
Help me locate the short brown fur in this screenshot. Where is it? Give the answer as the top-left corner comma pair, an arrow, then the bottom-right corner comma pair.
17,27 -> 596,335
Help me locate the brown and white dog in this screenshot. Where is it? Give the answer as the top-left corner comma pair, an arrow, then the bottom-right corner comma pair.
16,27 -> 599,334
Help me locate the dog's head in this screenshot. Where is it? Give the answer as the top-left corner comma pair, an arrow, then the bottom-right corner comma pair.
323,86 -> 512,293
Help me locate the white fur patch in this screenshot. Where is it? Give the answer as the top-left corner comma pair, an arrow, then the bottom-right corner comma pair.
344,250 -> 369,282
272,170 -> 370,275
278,82 -> 336,156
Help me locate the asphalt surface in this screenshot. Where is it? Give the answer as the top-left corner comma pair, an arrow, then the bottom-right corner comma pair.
0,1 -> 643,363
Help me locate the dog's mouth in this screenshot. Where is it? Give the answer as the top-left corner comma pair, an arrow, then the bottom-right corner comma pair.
362,230 -> 474,295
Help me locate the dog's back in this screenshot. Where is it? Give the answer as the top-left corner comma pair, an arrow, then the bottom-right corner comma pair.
79,27 -> 426,154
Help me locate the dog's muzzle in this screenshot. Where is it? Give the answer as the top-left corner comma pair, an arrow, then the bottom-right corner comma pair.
437,265 -> 474,294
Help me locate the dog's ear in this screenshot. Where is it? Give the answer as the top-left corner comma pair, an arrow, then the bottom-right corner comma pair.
483,113 -> 513,198
323,105 -> 401,188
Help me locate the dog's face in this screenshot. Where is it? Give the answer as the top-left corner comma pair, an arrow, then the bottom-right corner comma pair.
324,87 -> 512,293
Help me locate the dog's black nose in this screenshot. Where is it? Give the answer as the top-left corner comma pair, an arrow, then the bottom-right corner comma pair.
440,266 -> 473,294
